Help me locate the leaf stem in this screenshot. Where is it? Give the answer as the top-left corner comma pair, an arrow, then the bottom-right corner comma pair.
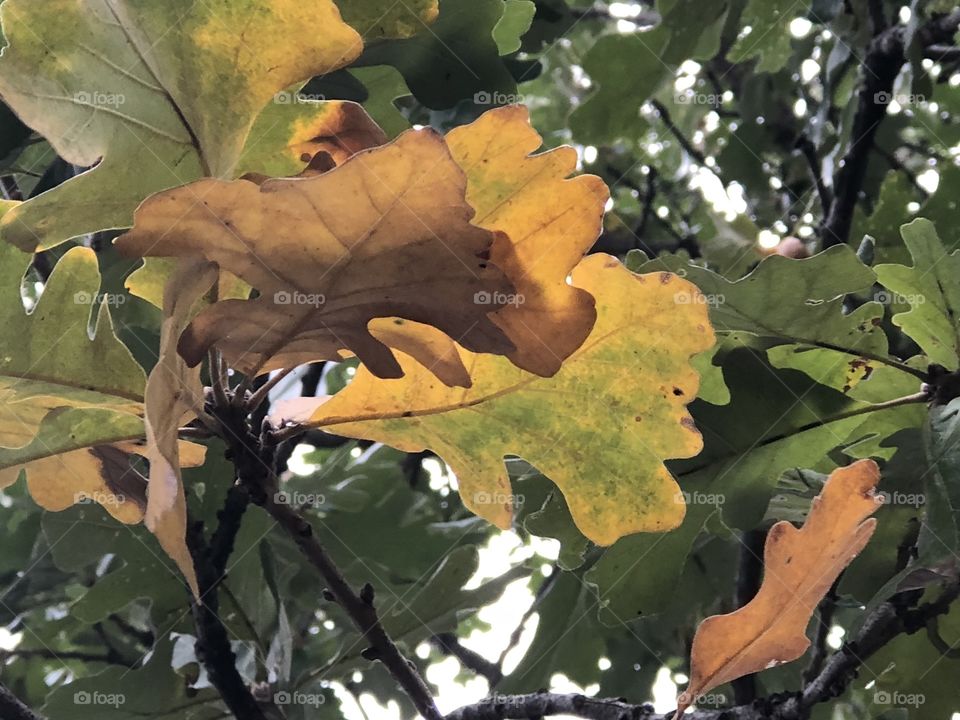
246,366 -> 297,413
209,349 -> 230,409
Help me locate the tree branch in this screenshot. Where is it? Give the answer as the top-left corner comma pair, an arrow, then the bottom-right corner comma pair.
730,528 -> 766,705
0,682 -> 43,720
259,492 -> 442,720
822,10 -> 960,247
445,580 -> 960,720
187,508 -> 268,720
185,398 -> 271,720
433,633 -> 503,685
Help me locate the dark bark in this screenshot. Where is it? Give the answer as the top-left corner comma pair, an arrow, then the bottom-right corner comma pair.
730,528 -> 766,704
822,10 -> 960,247
0,682 -> 44,720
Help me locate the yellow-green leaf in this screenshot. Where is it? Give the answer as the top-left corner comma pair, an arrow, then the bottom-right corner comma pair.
0,0 -> 403,250
277,254 -> 716,546
0,241 -> 144,449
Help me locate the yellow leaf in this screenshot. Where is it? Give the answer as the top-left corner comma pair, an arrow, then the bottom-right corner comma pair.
141,259 -> 219,599
241,98 -> 388,175
125,258 -> 250,311
675,459 -> 883,718
445,105 -> 609,375
275,255 -> 715,545
116,128 -> 520,381
0,436 -> 205,526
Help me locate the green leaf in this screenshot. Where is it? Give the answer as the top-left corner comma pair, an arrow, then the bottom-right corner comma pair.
41,635 -> 221,720
923,398 -> 960,559
630,245 -> 893,392
350,66 -> 414,138
356,0 -> 516,110
850,171 -> 918,264
570,0 -> 726,143
493,0 -> 536,54
696,213 -> 764,280
0,0 -> 395,250
524,491 -> 590,571
498,570 -> 604,693
0,240 -> 144,452
42,501 -> 187,624
876,218 -> 960,369
728,0 -> 797,72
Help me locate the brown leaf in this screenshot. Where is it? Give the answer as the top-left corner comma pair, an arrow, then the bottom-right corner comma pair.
116,129 -> 519,381
675,459 -> 883,717
141,259 -> 219,599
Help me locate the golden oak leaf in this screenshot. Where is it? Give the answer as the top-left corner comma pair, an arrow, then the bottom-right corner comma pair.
445,105 -> 609,375
116,128 -> 521,381
272,254 -> 715,545
367,106 -> 609,381
0,433 -> 205,526
675,459 -> 883,718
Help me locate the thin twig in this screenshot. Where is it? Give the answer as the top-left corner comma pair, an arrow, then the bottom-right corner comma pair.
802,576 -> 841,684
209,349 -> 230,411
730,528 -> 766,704
246,366 -> 297,413
433,634 -> 503,685
260,493 -> 442,720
